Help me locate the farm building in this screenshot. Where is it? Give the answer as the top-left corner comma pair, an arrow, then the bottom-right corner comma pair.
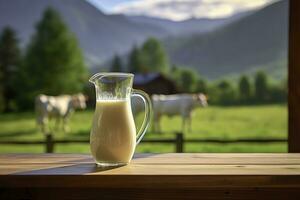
133,73 -> 178,95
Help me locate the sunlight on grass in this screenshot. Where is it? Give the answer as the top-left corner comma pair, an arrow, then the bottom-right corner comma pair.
0,105 -> 287,153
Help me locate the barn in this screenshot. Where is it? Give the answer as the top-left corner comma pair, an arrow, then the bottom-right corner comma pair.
133,73 -> 178,95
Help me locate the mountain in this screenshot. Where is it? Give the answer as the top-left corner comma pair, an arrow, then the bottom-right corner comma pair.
163,0 -> 288,79
127,11 -> 253,36
0,0 -> 168,66
0,0 -> 288,79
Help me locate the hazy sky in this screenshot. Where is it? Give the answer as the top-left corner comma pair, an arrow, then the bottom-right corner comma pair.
87,0 -> 275,21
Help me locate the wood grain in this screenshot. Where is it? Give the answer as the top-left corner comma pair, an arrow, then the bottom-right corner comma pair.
0,153 -> 300,199
1,153 -> 300,165
1,188 -> 300,200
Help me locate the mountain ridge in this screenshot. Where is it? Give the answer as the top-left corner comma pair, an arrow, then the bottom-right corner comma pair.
162,0 -> 288,79
0,0 -> 168,66
0,0 -> 288,79
126,10 -> 254,36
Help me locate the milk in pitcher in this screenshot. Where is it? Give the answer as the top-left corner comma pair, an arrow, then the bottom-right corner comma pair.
90,99 -> 136,165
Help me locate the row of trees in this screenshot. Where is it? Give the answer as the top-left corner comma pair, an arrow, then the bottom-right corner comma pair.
110,37 -> 286,106
110,38 -> 169,74
210,72 -> 286,105
0,8 -> 87,112
0,7 -> 286,112
171,66 -> 286,105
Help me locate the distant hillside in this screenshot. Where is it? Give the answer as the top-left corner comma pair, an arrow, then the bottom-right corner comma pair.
127,11 -> 252,36
0,0 -> 288,79
163,0 -> 288,79
0,0 -> 168,66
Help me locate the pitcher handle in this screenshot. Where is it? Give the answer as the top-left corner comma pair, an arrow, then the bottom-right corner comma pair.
131,89 -> 152,145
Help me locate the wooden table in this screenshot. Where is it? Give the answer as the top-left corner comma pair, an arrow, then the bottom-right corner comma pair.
1,153 -> 300,199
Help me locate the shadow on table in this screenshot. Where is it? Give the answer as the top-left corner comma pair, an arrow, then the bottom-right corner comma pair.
13,154 -> 156,175
14,163 -> 121,175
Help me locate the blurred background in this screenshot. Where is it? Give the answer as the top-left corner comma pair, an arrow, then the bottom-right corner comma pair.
0,0 -> 288,153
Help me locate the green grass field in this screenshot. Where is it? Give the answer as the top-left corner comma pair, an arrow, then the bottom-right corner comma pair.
0,105 -> 287,153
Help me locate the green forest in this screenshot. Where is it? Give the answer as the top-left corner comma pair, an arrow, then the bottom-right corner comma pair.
0,8 -> 87,112
0,7 -> 287,153
108,37 -> 287,106
0,7 -> 287,113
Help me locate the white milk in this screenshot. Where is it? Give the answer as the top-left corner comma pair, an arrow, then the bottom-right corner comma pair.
90,99 -> 136,165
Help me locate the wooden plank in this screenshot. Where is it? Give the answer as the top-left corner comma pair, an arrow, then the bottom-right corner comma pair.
1,174 -> 300,189
1,188 -> 300,200
0,154 -> 300,199
131,153 -> 300,165
2,163 -> 300,175
1,153 -> 300,165
289,0 -> 300,152
0,154 -> 299,186
0,153 -> 92,164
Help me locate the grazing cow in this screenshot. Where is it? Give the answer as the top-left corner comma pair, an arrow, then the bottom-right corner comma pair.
35,94 -> 87,134
152,93 -> 208,133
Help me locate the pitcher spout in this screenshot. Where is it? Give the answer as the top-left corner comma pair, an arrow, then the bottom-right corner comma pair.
89,73 -> 104,84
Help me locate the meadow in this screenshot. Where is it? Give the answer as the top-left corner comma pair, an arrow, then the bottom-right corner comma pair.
0,105 -> 287,153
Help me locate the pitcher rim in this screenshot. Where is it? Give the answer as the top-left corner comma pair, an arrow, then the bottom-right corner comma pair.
89,72 -> 134,83
94,72 -> 134,77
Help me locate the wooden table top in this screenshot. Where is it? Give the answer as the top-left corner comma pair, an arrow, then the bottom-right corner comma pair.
1,153 -> 300,189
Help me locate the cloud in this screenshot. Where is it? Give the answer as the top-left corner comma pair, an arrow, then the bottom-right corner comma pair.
113,0 -> 275,21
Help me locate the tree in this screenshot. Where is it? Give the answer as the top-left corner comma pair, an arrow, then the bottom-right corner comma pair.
19,7 -> 87,109
216,80 -> 237,105
218,80 -> 231,90
269,85 -> 286,103
140,38 -> 169,74
268,78 -> 287,103
0,27 -> 20,112
173,68 -> 198,93
254,71 -> 268,103
238,75 -> 251,103
195,78 -> 207,93
128,45 -> 142,73
111,54 -> 122,72
171,64 -> 178,73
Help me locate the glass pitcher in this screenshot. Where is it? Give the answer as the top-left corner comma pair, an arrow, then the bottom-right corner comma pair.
89,73 -> 152,166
